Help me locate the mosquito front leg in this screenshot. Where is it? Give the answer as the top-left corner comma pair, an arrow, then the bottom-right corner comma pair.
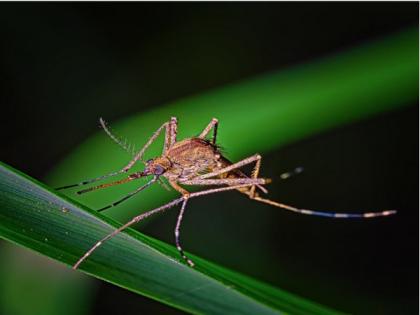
72,196 -> 186,270
169,180 -> 191,197
56,170 -> 124,190
58,118 -> 173,191
199,118 -> 218,144
124,119 -> 172,171
168,180 -> 195,266
73,182 -> 258,269
95,176 -> 158,212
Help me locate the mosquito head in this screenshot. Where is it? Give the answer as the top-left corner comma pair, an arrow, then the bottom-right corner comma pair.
143,157 -> 171,176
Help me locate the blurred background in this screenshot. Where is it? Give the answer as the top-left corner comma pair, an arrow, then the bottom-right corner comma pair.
0,2 -> 418,315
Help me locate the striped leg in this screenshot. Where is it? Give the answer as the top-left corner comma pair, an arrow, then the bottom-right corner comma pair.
182,178 -> 266,186
169,117 -> 178,147
57,118 -> 174,191
199,118 -> 218,144
94,176 -> 158,212
73,182 -> 258,269
191,154 -> 268,194
175,198 -> 195,267
251,196 -> 396,218
124,119 -> 173,171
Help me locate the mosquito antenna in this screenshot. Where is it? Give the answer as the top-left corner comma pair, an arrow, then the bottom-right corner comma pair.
100,118 -> 137,156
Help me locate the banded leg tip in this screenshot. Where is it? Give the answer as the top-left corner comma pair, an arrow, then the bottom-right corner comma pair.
364,210 -> 397,218
383,210 -> 397,216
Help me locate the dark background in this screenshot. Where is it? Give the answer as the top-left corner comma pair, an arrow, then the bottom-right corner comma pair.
0,3 -> 418,315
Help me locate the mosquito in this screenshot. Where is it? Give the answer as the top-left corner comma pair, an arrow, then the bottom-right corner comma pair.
57,117 -> 396,269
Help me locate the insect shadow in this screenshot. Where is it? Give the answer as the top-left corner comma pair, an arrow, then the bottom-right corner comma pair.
57,117 -> 396,269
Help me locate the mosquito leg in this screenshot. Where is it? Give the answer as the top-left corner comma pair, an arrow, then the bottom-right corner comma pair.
175,197 -> 195,267
95,176 -> 158,212
199,118 -> 218,144
72,196 -> 186,270
195,154 -> 261,180
58,119 -> 173,190
190,154 -> 268,194
182,178 -> 266,186
123,119 -> 172,171
249,154 -> 262,198
73,182 -> 257,269
168,117 -> 178,148
251,195 -> 396,219
56,170 -> 125,190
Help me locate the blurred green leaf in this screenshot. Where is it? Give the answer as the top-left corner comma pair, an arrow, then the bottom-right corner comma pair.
48,28 -> 418,223
1,27 -> 417,315
0,162 -> 340,315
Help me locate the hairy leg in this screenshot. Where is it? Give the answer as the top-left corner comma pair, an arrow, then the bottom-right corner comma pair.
174,198 -> 195,267
251,195 -> 396,219
186,153 -> 268,194
199,118 -> 218,144
124,119 -> 172,171
57,119 -> 173,190
73,182 -> 258,269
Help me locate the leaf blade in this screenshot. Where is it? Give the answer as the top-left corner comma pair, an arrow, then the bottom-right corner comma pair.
0,162 -> 341,315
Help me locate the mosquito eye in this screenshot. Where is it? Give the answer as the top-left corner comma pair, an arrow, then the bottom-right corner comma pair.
154,165 -> 165,175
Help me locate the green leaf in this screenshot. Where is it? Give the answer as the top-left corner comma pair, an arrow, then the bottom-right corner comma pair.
0,162 -> 340,315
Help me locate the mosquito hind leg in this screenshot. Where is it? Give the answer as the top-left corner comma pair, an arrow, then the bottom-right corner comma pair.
191,153 -> 269,194
56,170 -> 124,190
251,195 -> 396,218
199,118 -> 218,144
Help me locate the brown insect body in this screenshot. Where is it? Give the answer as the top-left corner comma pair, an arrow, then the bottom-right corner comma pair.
60,117 -> 396,270
148,137 -> 255,196
164,137 -> 221,181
